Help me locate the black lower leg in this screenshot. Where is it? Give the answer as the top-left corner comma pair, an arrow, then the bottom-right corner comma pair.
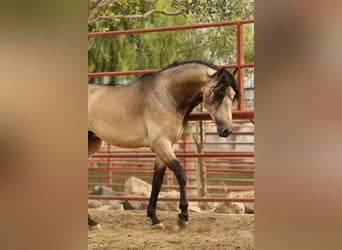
88,214 -> 98,227
168,160 -> 188,222
147,166 -> 166,225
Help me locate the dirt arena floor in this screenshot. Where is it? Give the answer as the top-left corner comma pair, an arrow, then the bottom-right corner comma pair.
88,210 -> 254,250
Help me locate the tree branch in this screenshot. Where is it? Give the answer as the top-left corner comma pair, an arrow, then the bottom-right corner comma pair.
88,8 -> 189,25
88,0 -> 103,17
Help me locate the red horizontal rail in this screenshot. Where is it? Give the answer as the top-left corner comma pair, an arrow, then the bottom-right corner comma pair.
88,183 -> 253,190
88,184 -> 254,190
198,141 -> 254,145
94,149 -> 253,154
208,178 -> 254,183
89,159 -> 251,162
90,152 -> 254,157
89,168 -> 153,172
88,162 -> 254,168
88,19 -> 254,37
202,169 -> 254,174
88,195 -> 254,203
89,168 -> 253,175
189,110 -> 254,120
206,131 -> 254,136
88,175 -> 253,183
91,152 -> 254,159
206,163 -> 254,168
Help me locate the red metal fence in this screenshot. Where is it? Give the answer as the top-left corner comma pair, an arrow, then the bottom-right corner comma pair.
88,19 -> 254,203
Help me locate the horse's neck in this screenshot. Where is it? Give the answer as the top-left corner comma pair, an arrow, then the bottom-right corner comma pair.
163,67 -> 209,115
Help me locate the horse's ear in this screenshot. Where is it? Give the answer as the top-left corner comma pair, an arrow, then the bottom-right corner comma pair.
232,67 -> 238,77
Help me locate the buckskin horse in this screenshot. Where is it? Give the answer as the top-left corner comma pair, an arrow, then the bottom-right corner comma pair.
88,60 -> 239,230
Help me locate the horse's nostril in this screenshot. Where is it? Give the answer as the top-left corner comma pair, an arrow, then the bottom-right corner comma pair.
222,129 -> 229,137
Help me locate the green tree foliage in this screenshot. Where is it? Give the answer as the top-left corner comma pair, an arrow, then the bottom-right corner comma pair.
88,0 -> 254,85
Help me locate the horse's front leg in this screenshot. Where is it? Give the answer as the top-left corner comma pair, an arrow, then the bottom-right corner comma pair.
152,142 -> 189,229
167,159 -> 189,228
147,157 -> 166,229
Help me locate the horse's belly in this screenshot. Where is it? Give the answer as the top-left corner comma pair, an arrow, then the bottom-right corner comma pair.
89,121 -> 150,149
88,102 -> 149,148
104,133 -> 150,149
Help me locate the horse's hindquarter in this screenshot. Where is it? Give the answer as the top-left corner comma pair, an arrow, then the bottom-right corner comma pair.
88,84 -> 149,148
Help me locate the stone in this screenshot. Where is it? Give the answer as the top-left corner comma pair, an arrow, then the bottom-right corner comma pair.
123,200 -> 148,210
124,176 -> 151,196
91,186 -> 115,196
123,177 -> 151,210
188,203 -> 202,213
108,200 -> 124,206
157,201 -> 178,211
213,202 -> 245,214
88,200 -> 103,208
89,186 -> 115,205
227,190 -> 254,214
159,190 -> 179,198
96,204 -> 124,211
97,205 -> 112,211
109,203 -> 124,211
156,190 -> 179,211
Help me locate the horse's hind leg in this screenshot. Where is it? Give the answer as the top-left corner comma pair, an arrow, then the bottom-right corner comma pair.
88,214 -> 102,230
147,157 -> 166,229
88,131 -> 103,230
88,131 -> 104,157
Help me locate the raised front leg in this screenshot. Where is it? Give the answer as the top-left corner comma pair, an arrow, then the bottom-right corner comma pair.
152,141 -> 189,229
147,157 -> 166,229
167,159 -> 189,228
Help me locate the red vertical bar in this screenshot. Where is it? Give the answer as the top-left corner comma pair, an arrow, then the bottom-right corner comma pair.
237,23 -> 245,111
107,144 -> 113,188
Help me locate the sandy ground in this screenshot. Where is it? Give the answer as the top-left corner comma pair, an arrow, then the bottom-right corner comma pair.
88,210 -> 254,250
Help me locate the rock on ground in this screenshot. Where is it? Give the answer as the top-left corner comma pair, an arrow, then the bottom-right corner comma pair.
124,176 -> 151,196
213,202 -> 245,214
228,190 -> 254,214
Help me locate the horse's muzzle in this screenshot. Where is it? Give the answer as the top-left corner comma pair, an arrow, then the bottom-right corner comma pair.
218,128 -> 232,137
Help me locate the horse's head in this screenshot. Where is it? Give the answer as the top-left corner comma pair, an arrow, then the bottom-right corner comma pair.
203,67 -> 240,137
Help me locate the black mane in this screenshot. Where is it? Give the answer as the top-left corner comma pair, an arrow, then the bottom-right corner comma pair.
208,68 -> 240,108
159,60 -> 219,72
140,60 -> 218,78
141,60 -> 240,103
